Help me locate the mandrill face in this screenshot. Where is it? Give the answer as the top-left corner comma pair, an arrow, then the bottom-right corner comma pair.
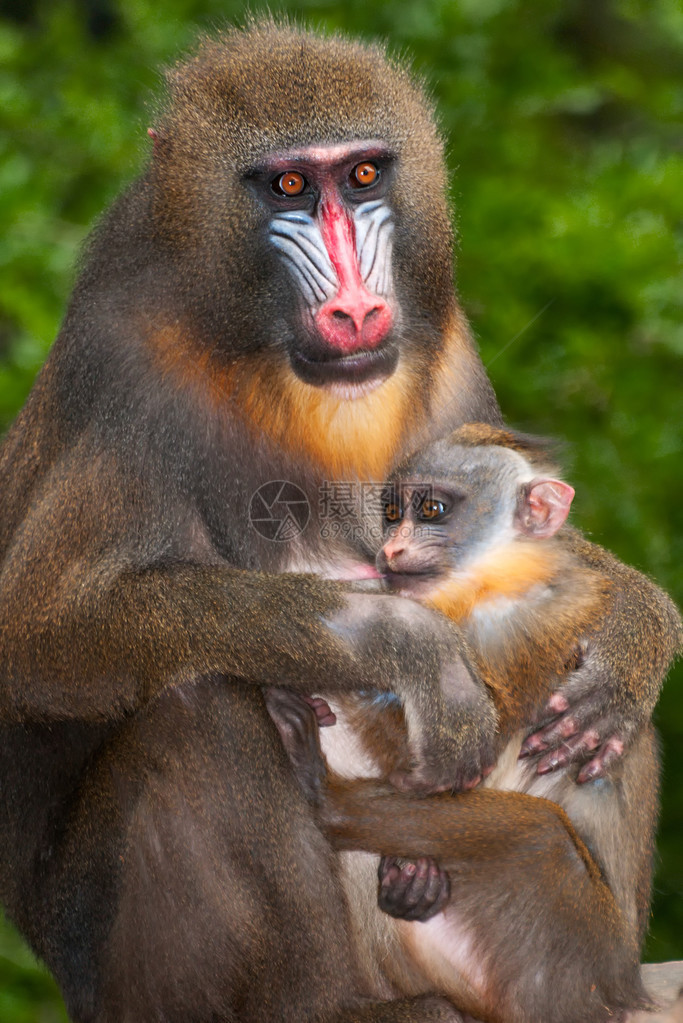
254,139 -> 398,393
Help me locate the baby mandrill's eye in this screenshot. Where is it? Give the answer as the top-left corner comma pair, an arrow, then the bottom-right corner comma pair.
419,499 -> 446,521
384,502 -> 402,524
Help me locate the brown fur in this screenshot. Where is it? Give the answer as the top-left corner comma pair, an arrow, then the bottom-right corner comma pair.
237,356 -> 420,481
147,324 -> 428,481
446,422 -> 557,466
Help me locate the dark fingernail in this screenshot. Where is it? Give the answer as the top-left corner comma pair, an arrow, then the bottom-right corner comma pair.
578,762 -> 601,783
520,740 -> 545,758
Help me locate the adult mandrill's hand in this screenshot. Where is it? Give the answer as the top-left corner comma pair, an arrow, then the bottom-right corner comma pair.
520,640 -> 639,783
327,592 -> 498,794
521,526 -> 683,783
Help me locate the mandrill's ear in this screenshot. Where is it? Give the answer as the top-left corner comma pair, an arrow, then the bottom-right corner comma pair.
515,479 -> 575,539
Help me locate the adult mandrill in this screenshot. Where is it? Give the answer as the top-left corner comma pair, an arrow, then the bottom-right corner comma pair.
0,22 -> 678,1023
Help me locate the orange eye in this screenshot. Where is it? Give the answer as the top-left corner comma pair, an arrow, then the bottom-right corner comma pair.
274,171 -> 306,196
384,503 -> 402,523
351,162 -> 379,188
420,500 -> 445,520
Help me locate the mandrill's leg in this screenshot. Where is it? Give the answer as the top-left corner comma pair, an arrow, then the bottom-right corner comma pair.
52,677 -> 464,1023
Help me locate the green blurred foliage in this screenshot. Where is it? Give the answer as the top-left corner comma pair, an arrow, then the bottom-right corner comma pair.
0,0 -> 681,1016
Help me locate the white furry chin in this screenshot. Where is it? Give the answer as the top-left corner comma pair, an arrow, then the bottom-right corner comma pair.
325,376 -> 386,401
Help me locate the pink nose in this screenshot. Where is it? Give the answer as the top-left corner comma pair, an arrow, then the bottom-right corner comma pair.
381,537 -> 406,566
315,288 -> 392,353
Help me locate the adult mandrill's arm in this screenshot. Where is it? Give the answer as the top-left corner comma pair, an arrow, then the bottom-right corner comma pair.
0,450 -> 495,793
522,528 -> 682,780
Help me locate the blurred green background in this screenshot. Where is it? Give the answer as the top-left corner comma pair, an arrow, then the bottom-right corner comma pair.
0,0 -> 681,1017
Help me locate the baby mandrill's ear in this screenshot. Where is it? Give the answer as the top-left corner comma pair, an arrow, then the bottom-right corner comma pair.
515,479 -> 575,539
